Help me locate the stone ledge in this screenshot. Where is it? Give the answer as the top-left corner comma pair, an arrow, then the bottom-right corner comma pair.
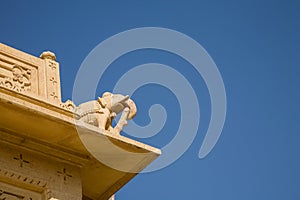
0,85 -> 161,199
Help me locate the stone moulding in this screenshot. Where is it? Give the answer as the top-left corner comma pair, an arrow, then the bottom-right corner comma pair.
0,168 -> 47,189
0,168 -> 49,200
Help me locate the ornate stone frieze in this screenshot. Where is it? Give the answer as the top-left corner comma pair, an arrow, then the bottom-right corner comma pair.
0,64 -> 31,93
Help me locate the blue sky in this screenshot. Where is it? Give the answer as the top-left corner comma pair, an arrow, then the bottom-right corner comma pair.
1,0 -> 300,199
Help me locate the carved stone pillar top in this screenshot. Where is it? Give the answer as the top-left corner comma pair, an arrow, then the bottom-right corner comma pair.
40,51 -> 56,61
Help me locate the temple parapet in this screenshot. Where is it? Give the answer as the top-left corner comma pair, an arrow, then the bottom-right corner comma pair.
0,43 -> 61,103
0,43 -> 160,200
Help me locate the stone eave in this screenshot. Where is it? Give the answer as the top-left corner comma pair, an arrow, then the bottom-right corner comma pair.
0,87 -> 161,199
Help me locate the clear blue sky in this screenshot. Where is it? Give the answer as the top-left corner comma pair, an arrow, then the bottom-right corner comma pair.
1,0 -> 300,199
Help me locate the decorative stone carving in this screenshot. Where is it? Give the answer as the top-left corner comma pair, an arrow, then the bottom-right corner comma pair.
50,92 -> 58,99
60,100 -> 76,111
49,77 -> 57,85
0,174 -> 44,200
0,43 -> 161,200
76,92 -> 137,134
57,168 -> 72,182
0,169 -> 47,189
40,51 -> 56,61
0,64 -> 31,93
39,50 -> 61,103
12,65 -> 31,87
13,154 -> 31,168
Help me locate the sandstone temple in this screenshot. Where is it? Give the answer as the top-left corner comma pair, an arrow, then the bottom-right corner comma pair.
0,43 -> 160,200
